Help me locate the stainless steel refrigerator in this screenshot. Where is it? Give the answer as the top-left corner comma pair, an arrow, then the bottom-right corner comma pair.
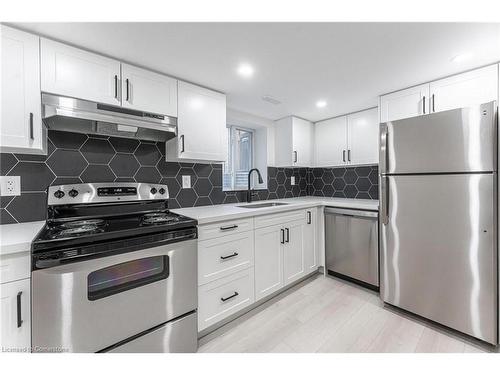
379,101 -> 498,345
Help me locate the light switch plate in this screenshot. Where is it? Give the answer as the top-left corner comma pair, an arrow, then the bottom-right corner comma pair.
291,176 -> 296,186
0,176 -> 21,196
182,175 -> 191,189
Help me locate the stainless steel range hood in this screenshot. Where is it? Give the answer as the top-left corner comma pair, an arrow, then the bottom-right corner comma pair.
42,93 -> 177,142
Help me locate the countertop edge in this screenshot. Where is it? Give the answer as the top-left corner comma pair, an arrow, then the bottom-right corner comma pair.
0,221 -> 45,256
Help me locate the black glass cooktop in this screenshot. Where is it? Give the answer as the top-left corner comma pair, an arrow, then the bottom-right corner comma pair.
32,210 -> 197,253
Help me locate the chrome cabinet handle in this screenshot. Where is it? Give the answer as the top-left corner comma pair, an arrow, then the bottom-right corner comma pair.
17,291 -> 23,328
221,291 -> 239,302
432,94 -> 435,112
29,113 -> 34,140
307,211 -> 312,224
342,150 -> 346,162
280,228 -> 285,244
220,224 -> 238,231
180,135 -> 185,153
294,151 -> 298,163
285,228 -> 290,243
125,78 -> 130,101
422,96 -> 426,114
114,75 -> 118,99
220,252 -> 238,260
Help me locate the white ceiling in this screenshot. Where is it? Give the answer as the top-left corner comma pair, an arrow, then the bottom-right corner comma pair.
12,22 -> 500,122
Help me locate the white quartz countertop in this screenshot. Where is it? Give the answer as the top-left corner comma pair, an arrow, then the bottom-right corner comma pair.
171,197 -> 378,225
0,221 -> 45,256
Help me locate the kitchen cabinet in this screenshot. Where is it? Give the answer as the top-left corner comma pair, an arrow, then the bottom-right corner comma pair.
347,108 -> 379,165
282,220 -> 306,286
1,246 -> 31,353
1,26 -> 46,155
166,81 -> 227,162
254,224 -> 285,300
380,64 -> 498,122
303,208 -> 319,273
121,63 -> 177,116
254,209 -> 318,301
314,108 -> 378,167
274,116 -> 314,167
41,38 -> 121,106
429,65 -> 498,114
379,84 -> 429,123
314,116 -> 347,167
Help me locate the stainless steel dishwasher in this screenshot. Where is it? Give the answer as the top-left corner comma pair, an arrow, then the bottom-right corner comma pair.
325,207 -> 379,290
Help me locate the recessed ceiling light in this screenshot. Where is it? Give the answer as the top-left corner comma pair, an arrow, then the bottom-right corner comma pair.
451,53 -> 471,63
316,100 -> 327,108
237,63 -> 254,78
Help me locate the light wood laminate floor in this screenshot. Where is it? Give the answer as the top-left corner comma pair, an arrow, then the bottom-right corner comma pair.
198,274 -> 496,353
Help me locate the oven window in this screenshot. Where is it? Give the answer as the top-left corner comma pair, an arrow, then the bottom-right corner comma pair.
87,255 -> 169,301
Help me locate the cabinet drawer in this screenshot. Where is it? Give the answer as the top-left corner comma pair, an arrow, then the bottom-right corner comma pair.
198,231 -> 254,285
0,252 -> 30,284
198,268 -> 255,331
198,218 -> 254,241
254,209 -> 306,229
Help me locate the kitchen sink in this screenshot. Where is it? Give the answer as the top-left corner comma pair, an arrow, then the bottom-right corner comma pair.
237,202 -> 289,209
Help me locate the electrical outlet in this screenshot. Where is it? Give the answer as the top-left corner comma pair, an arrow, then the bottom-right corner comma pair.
291,176 -> 296,186
182,175 -> 191,189
0,176 -> 21,196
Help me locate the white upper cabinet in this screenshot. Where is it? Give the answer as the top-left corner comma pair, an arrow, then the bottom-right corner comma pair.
379,83 -> 429,123
41,38 -> 121,105
274,116 -> 313,167
347,108 -> 379,165
1,26 -> 46,154
166,81 -> 227,162
121,63 -> 177,116
380,64 -> 499,123
429,65 -> 498,113
314,116 -> 348,167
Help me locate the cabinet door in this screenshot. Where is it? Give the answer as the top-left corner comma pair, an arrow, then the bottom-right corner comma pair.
41,38 -> 121,105
347,108 -> 379,165
292,117 -> 313,167
283,220 -> 305,286
379,84 -> 430,123
172,81 -> 227,162
274,117 -> 293,167
429,65 -> 498,113
303,209 -> 318,273
1,26 -> 45,154
314,116 -> 347,167
1,278 -> 30,351
254,225 -> 284,301
121,63 -> 177,116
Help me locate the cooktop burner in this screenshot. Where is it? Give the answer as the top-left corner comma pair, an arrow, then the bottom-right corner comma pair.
60,219 -> 106,229
53,225 -> 105,239
142,212 -> 180,225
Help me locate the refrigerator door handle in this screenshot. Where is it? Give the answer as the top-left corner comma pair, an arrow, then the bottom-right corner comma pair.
380,123 -> 389,174
381,176 -> 389,225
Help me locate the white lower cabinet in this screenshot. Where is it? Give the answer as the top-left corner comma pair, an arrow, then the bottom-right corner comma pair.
1,278 -> 31,352
198,268 -> 255,331
197,209 -> 319,332
254,224 -> 285,300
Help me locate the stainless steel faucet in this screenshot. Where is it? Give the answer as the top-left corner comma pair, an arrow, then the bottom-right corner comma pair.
247,168 -> 264,203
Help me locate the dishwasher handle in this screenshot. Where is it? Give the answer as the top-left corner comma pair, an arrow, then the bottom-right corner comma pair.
324,207 -> 378,219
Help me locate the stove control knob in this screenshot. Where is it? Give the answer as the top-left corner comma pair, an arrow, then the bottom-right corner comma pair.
68,189 -> 79,198
150,187 -> 158,194
159,188 -> 166,195
54,190 -> 65,199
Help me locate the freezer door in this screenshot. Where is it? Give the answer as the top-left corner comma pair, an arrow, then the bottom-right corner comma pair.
379,102 -> 496,174
380,174 -> 497,344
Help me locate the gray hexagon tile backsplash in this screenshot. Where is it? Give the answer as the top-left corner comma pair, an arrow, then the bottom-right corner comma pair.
0,130 -> 378,224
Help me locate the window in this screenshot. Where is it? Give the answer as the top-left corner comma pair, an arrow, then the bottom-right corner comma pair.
223,126 -> 254,191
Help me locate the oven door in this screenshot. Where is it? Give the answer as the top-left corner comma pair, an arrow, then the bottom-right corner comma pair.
32,239 -> 197,353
